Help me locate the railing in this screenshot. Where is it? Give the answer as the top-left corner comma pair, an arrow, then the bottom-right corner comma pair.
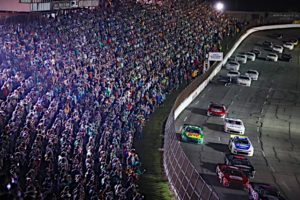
164,104 -> 219,200
163,56 -> 222,200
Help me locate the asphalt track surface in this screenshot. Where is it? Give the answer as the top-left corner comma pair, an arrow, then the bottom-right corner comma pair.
175,29 -> 300,200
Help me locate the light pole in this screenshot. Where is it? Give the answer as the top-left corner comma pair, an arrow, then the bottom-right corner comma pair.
214,2 -> 225,12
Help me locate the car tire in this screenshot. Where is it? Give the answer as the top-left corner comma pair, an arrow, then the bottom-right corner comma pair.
230,146 -> 234,154
225,159 -> 229,165
181,135 -> 186,142
222,177 -> 229,187
248,188 -> 254,200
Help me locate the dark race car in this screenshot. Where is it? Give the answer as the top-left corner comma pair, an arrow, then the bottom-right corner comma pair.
251,48 -> 261,57
207,102 -> 226,118
225,154 -> 255,178
216,164 -> 249,189
247,182 -> 286,200
290,38 -> 299,46
216,75 -> 232,85
280,53 -> 292,62
270,33 -> 283,39
263,41 -> 273,48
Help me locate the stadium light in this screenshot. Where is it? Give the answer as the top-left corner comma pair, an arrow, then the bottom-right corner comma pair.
215,2 -> 224,11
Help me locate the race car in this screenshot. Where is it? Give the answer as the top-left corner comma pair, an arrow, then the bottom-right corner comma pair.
251,49 -> 261,57
180,124 -> 204,144
227,70 -> 240,78
235,54 -> 247,64
290,38 -> 298,46
245,70 -> 259,81
266,53 -> 278,62
225,61 -> 240,71
224,154 -> 255,178
216,164 -> 249,189
271,33 -> 283,39
228,56 -> 237,62
281,53 -> 292,62
237,74 -> 252,87
217,75 -> 232,85
247,182 -> 286,200
224,118 -> 245,135
243,52 -> 256,61
272,45 -> 284,54
228,135 -> 254,156
207,102 -> 226,118
263,40 -> 273,48
283,42 -> 294,50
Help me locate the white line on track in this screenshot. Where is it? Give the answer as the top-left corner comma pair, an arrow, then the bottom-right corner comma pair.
266,94 -> 270,99
270,166 -> 275,172
218,137 -> 221,142
257,136 -> 260,143
183,116 -> 188,122
257,127 -> 260,132
201,94 -> 206,98
282,181 -> 291,191
195,100 -> 199,105
260,108 -> 264,114
264,101 -> 267,105
262,151 -> 266,157
268,87 -> 272,93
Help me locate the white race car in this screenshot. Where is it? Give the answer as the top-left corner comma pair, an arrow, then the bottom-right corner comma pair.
266,53 -> 278,62
228,57 -> 237,62
263,41 -> 273,48
229,135 -> 254,156
251,49 -> 261,57
244,52 -> 256,61
272,45 -> 284,54
225,61 -> 240,71
224,118 -> 245,135
283,42 -> 294,50
237,75 -> 251,87
227,70 -> 240,78
235,54 -> 247,64
245,70 -> 259,81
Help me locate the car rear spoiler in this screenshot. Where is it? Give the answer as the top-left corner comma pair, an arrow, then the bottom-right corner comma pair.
230,134 -> 247,139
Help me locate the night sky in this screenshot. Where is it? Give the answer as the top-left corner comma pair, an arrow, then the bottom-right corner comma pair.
212,0 -> 300,12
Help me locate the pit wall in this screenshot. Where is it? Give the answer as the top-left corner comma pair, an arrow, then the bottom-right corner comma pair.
164,24 -> 300,200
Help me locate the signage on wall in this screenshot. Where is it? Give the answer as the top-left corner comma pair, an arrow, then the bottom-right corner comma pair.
208,52 -> 223,61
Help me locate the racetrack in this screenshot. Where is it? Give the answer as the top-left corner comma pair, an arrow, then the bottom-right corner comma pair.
175,29 -> 300,200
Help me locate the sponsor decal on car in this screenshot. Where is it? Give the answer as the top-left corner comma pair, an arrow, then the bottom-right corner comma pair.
187,132 -> 200,138
229,175 -> 243,181
235,143 -> 250,150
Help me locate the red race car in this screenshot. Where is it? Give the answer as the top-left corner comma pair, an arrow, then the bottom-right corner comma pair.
216,164 -> 249,189
247,182 -> 286,200
207,102 -> 226,118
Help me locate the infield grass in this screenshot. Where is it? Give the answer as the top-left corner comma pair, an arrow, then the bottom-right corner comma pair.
134,84 -> 186,200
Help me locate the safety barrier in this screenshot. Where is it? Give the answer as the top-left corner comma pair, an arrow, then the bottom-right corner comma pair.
164,24 -> 300,200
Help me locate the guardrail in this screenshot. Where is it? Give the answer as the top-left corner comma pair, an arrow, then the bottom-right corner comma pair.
163,24 -> 300,200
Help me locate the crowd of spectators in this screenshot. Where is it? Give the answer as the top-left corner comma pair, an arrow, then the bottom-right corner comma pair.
0,0 -> 241,199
